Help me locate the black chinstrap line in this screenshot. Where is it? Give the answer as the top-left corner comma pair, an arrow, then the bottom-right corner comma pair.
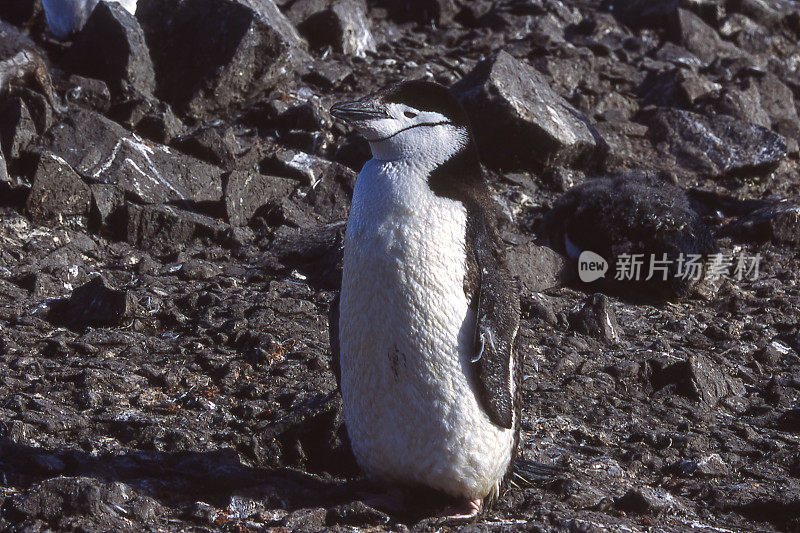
367,121 -> 454,143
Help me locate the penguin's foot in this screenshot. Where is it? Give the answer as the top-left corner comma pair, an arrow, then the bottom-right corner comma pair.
432,497 -> 482,524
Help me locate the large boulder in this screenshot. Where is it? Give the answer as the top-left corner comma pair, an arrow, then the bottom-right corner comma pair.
63,1 -> 155,96
125,203 -> 231,248
26,152 -> 92,222
138,0 -> 310,117
669,8 -> 744,63
298,0 -> 376,57
224,170 -> 297,226
40,109 -> 223,205
646,108 -> 788,178
452,50 -> 606,172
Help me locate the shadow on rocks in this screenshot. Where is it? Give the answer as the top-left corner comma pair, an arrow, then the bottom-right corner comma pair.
0,432 -> 364,528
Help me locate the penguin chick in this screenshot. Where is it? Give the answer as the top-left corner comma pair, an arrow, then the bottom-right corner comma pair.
329,80 -> 522,519
540,172 -> 718,300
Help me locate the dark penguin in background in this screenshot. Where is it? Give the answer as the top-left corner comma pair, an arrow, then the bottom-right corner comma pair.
329,80 -> 522,519
540,172 -> 719,300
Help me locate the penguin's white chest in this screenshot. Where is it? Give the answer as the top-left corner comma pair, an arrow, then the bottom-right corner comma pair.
339,158 -> 514,500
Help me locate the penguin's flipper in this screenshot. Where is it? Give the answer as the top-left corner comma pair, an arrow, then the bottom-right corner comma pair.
468,220 -> 521,430
328,292 -> 342,390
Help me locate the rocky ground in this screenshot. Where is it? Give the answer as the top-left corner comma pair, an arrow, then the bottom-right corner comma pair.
1,0 -> 800,531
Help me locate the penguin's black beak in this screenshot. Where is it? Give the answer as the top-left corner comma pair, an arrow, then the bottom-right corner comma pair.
330,98 -> 388,123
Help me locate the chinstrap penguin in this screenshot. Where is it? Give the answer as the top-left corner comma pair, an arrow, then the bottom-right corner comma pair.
329,80 -> 522,519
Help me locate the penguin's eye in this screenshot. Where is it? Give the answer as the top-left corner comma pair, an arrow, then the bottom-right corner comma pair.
404,111 -> 418,118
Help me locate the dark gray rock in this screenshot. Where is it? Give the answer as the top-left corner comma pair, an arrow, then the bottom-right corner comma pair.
0,146 -> 7,182
653,41 -> 704,68
284,507 -> 327,530
26,152 -> 92,222
728,17 -> 775,54
732,0 -> 788,29
261,148 -> 351,188
569,294 -> 622,344
267,222 -> 344,288
695,454 -> 732,476
0,96 -> 36,160
614,487 -> 680,514
646,108 -> 788,178
8,477 -> 110,522
778,408 -> 800,433
506,241 -> 568,293
756,342 -> 788,366
0,0 -> 40,27
768,206 -> 800,244
326,501 -> 391,527
125,203 -> 231,248
754,73 -> 800,135
298,0 -> 376,57
7,477 -> 163,531
602,0 -> 678,28
376,0 -> 459,25
284,0 -> 330,25
652,354 -> 744,406
304,160 -> 356,223
715,79 -> 771,128
0,23 -> 60,110
188,501 -> 218,523
65,75 -> 112,113
89,183 -> 126,230
669,8 -> 744,63
639,68 -> 721,107
279,101 -> 328,132
17,87 -> 56,136
116,97 -> 185,144
149,0 -> 310,117
41,109 -> 223,204
452,50 -> 606,172
718,12 -> 760,39
64,276 -> 137,325
720,201 -> 800,244
173,127 -> 237,168
683,0 -> 726,22
64,1 -> 156,97
520,293 -> 558,324
225,170 -> 297,226
302,59 -> 353,90
178,259 -> 220,281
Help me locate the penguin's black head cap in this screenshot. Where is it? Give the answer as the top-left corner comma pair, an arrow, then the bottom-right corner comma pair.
331,80 -> 473,160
